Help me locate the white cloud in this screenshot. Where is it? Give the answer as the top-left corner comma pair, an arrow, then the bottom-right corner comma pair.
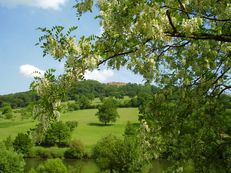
0,0 -> 67,10
84,69 -> 114,82
20,64 -> 44,78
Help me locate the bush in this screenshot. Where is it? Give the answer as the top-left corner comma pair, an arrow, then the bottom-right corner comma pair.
3,136 -> 13,150
29,147 -> 65,159
92,135 -> 118,172
65,121 -> 78,131
0,143 -> 25,173
64,140 -> 85,159
1,104 -> 12,114
1,103 -> 14,119
4,112 -> 14,119
13,133 -> 33,155
42,121 -> 71,147
19,104 -> 33,120
67,102 -> 80,111
77,96 -> 91,109
124,121 -> 137,137
93,135 -> 145,173
36,158 -> 67,173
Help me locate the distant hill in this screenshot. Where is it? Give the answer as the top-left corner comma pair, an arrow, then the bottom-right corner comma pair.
107,82 -> 128,86
0,80 -> 155,109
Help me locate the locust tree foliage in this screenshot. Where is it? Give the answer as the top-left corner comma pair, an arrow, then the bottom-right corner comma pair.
34,0 -> 231,171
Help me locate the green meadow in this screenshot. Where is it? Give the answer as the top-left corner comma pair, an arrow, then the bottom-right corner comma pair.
0,108 -> 139,149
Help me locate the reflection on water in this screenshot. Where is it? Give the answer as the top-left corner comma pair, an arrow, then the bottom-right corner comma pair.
25,159 -> 99,173
25,159 -> 191,173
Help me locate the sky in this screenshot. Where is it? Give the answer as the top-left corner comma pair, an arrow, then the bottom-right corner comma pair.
0,0 -> 144,95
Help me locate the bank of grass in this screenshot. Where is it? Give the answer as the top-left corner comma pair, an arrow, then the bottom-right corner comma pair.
62,108 -> 139,151
0,108 -> 139,151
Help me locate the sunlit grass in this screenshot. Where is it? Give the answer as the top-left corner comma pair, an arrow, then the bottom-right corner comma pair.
0,108 -> 139,150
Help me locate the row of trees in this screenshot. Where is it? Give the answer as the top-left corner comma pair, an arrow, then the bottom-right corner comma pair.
0,91 -> 38,109
67,80 -> 155,100
0,80 -> 155,109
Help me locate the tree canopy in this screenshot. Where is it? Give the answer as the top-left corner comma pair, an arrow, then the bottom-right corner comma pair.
0,143 -> 25,173
33,0 -> 231,171
96,98 -> 119,125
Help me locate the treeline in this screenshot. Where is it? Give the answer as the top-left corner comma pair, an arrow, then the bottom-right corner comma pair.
0,91 -> 38,109
67,80 -> 156,100
0,80 -> 157,109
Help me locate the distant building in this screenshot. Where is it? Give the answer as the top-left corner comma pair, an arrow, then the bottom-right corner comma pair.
107,82 -> 128,86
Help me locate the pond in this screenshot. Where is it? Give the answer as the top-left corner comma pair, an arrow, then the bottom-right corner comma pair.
25,158 -> 193,173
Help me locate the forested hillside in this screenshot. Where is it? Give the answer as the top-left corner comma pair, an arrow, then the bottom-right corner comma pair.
0,80 -> 156,108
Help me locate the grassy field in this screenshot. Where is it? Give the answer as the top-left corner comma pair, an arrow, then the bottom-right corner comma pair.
62,108 -> 139,149
0,108 -> 139,149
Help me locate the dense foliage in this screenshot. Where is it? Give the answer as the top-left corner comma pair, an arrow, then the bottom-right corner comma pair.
0,80 -> 154,109
41,121 -> 74,147
64,140 -> 85,159
0,103 -> 13,119
0,143 -> 25,173
0,91 -> 38,109
93,134 -> 146,173
96,98 -> 119,125
32,0 -> 231,172
13,133 -> 33,155
35,158 -> 67,173
67,80 -> 156,100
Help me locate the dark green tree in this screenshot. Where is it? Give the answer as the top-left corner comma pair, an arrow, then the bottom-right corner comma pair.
19,103 -> 34,120
42,121 -> 71,147
1,103 -> 13,119
0,143 -> 25,173
13,133 -> 33,155
65,121 -> 78,131
76,95 -> 90,109
96,98 -> 119,125
64,140 -> 85,159
93,134 -> 146,173
35,158 -> 67,173
124,121 -> 137,137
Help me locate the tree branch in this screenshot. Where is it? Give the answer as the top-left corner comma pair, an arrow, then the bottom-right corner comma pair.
165,32 -> 231,42
97,49 -> 137,66
177,0 -> 190,19
163,5 -> 231,22
218,85 -> 231,97
166,9 -> 177,33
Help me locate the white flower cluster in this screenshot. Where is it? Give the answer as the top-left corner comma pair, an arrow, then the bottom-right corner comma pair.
182,17 -> 203,33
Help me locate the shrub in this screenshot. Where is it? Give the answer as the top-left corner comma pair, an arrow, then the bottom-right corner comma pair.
0,143 -> 25,173
124,121 -> 137,137
67,102 -> 80,111
3,136 -> 13,150
65,121 -> 78,131
32,147 -> 65,159
4,112 -> 14,119
1,103 -> 13,119
1,104 -> 12,114
77,96 -> 91,109
93,135 -> 145,173
42,121 -> 71,147
64,140 -> 85,159
13,133 -> 33,155
36,158 -> 67,173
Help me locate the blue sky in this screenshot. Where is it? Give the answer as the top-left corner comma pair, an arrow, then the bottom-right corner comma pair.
0,0 -> 143,95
